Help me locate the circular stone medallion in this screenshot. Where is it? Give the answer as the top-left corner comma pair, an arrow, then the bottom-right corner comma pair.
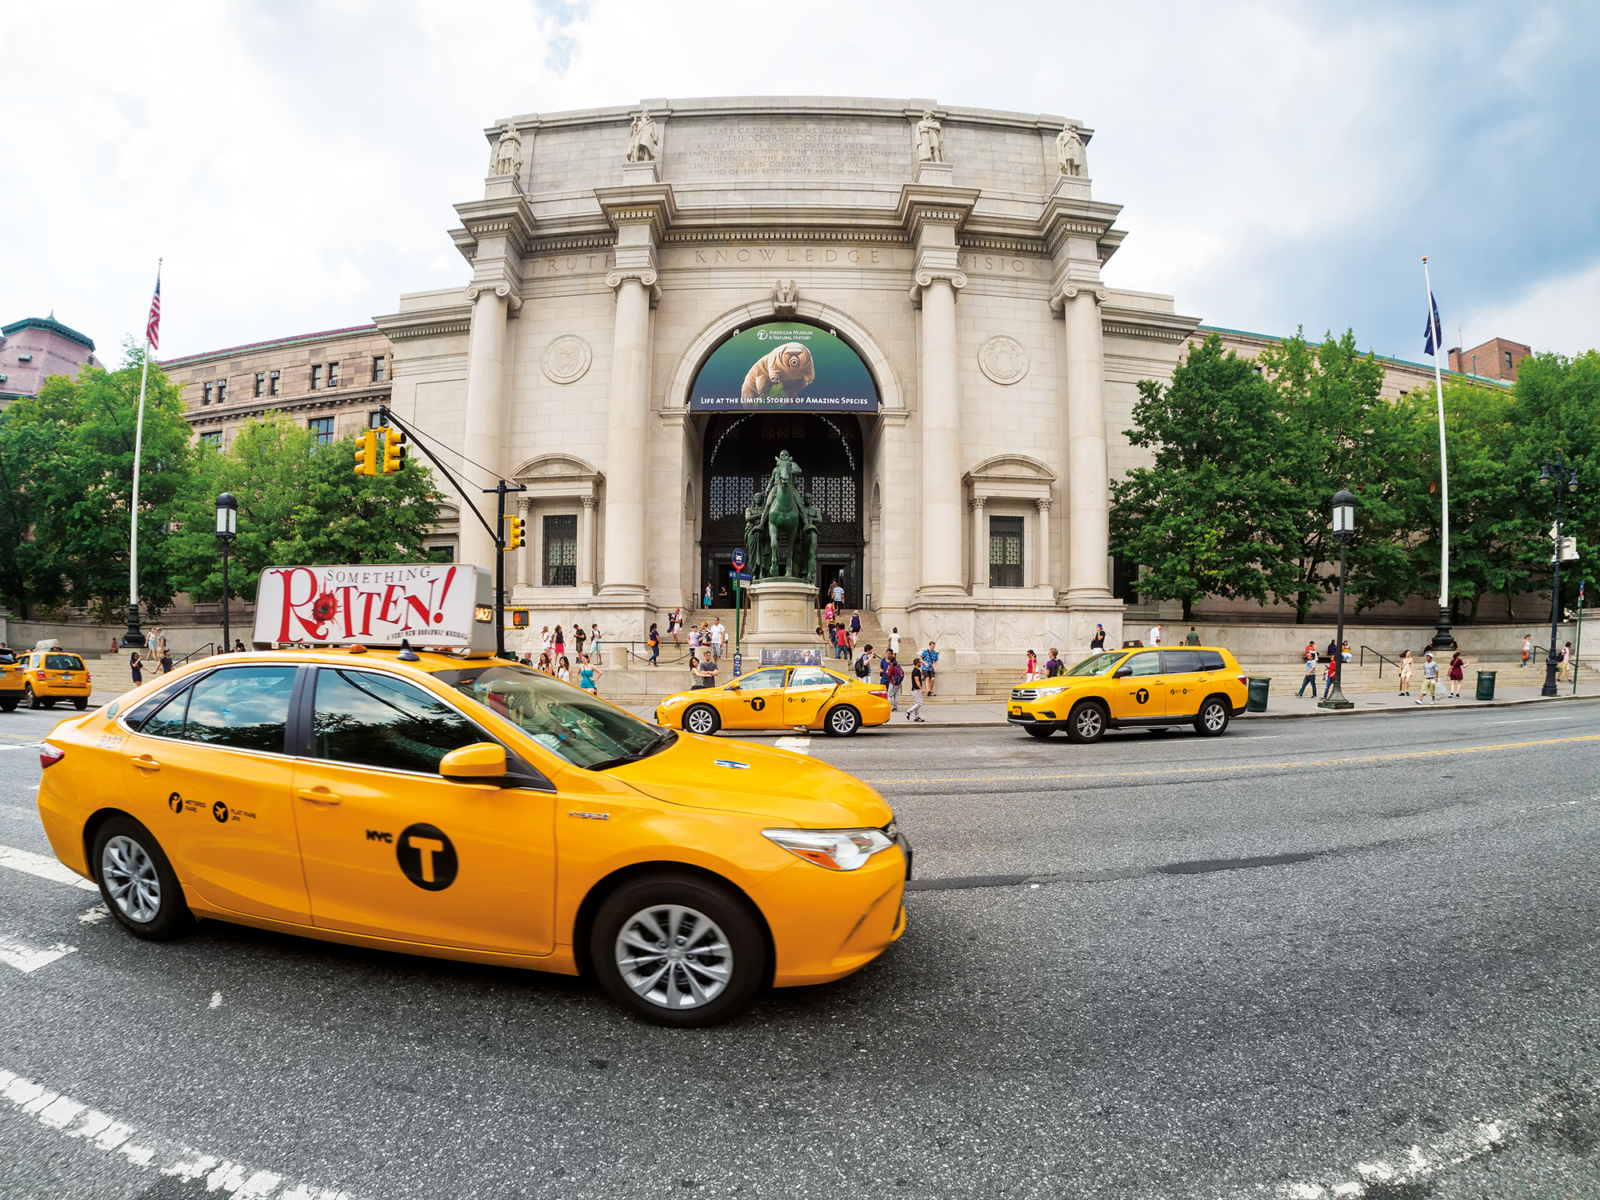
542,335 -> 593,385
978,335 -> 1029,385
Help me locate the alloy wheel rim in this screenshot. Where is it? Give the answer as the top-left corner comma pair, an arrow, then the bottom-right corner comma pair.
102,835 -> 161,923
687,708 -> 715,734
830,708 -> 856,733
614,903 -> 732,1009
1078,709 -> 1101,736
1204,704 -> 1225,730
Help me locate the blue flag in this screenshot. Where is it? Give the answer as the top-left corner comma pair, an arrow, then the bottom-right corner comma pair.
1423,291 -> 1443,357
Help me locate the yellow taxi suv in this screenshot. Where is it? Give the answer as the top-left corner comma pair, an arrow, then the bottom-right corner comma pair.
654,664 -> 892,737
0,648 -> 25,712
1008,646 -> 1249,742
37,648 -> 911,1027
21,648 -> 92,711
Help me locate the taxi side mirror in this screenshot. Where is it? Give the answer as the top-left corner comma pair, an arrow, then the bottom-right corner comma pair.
440,742 -> 506,779
725,681 -> 740,691
1114,665 -> 1134,678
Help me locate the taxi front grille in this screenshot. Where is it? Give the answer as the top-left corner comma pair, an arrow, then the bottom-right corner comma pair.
1011,688 -> 1040,701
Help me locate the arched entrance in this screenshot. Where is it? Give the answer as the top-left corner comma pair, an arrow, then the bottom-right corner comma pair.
700,411 -> 865,607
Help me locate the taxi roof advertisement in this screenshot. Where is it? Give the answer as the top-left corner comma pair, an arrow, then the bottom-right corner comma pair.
689,321 -> 879,413
252,563 -> 494,650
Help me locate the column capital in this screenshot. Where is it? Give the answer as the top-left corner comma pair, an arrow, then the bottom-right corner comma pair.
1048,281 -> 1107,314
969,493 -> 987,510
465,276 -> 523,313
580,494 -> 597,509
1035,496 -> 1052,512
910,264 -> 968,306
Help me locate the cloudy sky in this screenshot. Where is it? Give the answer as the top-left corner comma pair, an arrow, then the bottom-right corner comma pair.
3,0 -> 1595,365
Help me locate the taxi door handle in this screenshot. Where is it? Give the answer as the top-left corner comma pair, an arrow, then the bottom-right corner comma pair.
296,787 -> 342,807
131,755 -> 160,772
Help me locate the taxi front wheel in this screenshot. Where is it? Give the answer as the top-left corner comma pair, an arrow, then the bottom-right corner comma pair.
591,873 -> 767,1028
683,704 -> 721,736
92,817 -> 194,941
24,685 -> 40,710
1065,701 -> 1107,744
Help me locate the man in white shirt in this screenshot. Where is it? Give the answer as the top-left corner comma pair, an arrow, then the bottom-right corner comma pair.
711,619 -> 725,660
1148,624 -> 1162,646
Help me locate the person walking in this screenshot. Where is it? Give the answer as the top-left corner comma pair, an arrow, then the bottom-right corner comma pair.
1417,653 -> 1439,703
578,653 -> 601,695
669,609 -> 682,644
850,611 -> 862,642
589,623 -> 602,659
1044,648 -> 1064,678
540,625 -> 553,657
1558,642 -> 1573,682
883,653 -> 903,711
1398,649 -> 1413,696
711,618 -> 725,661
573,624 -> 586,661
702,583 -> 713,609
1521,634 -> 1532,668
831,580 -> 845,608
553,625 -> 565,661
1322,653 -> 1337,700
1024,649 -> 1038,681
906,659 -> 926,722
888,626 -> 901,657
920,641 -> 940,696
1184,626 -> 1201,646
129,650 -> 144,686
159,647 -> 174,675
647,623 -> 661,666
1297,646 -> 1320,697
1090,624 -> 1106,651
1148,624 -> 1163,646
1446,651 -> 1466,698
854,644 -> 875,683
834,625 -> 850,660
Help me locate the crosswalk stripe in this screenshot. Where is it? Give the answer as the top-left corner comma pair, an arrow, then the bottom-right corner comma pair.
0,934 -> 77,974
0,844 -> 100,892
774,736 -> 812,756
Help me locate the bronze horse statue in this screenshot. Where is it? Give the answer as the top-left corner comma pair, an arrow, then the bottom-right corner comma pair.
763,451 -> 806,578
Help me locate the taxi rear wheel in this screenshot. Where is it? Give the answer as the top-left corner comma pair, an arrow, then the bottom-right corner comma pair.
73,698 -> 89,711
24,685 -> 40,710
1195,696 -> 1231,737
591,873 -> 766,1028
1065,701 -> 1107,744
92,817 -> 194,941
683,704 -> 721,736
824,705 -> 861,736
0,699 -> 16,713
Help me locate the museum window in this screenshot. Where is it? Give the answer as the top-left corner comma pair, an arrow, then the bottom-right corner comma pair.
200,431 -> 222,450
310,364 -> 323,390
372,356 -> 386,382
989,515 -> 1024,589
254,372 -> 265,397
542,514 -> 577,587
216,379 -> 226,403
202,382 -> 213,405
308,417 -> 334,444
269,370 -> 280,396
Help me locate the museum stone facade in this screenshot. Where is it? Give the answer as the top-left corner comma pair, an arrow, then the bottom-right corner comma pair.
374,97 -> 1204,660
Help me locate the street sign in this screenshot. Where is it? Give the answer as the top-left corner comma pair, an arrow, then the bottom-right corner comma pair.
732,652 -> 742,677
729,571 -> 753,584
731,548 -> 746,570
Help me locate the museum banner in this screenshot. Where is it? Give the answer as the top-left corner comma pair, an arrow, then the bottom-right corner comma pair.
690,322 -> 879,412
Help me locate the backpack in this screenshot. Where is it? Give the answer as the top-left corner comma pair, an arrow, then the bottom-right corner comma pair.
887,662 -> 904,685
854,656 -> 870,678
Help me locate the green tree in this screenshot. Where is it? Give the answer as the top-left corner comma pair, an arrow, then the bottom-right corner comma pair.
279,432 -> 442,567
0,408 -> 69,616
1109,334 -> 1299,620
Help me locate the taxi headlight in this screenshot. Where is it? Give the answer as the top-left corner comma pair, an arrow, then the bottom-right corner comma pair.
1030,685 -> 1068,698
762,827 -> 895,871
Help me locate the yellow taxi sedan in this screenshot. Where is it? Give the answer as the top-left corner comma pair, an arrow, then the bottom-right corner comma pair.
1008,646 -> 1249,742
0,648 -> 25,712
21,648 -> 92,711
655,664 -> 892,737
36,648 -> 910,1026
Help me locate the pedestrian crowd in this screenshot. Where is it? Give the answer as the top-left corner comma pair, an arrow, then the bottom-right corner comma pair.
518,621 -> 605,694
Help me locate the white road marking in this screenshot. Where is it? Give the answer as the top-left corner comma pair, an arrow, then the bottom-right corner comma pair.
0,934 -> 77,974
210,991 -> 223,1009
78,905 -> 109,924
1487,716 -> 1570,724
775,736 -> 812,756
0,1064 -> 360,1198
0,843 -> 99,892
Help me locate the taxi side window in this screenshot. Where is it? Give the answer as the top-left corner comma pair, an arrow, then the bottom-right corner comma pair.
1126,652 -> 1163,677
789,667 -> 835,688
45,655 -> 83,671
736,668 -> 788,689
1197,650 -> 1226,671
312,668 -> 487,775
181,666 -> 297,754
1160,650 -> 1202,675
133,686 -> 192,740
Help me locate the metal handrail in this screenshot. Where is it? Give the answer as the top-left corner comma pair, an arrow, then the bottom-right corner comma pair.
171,643 -> 216,667
1359,645 -> 1401,678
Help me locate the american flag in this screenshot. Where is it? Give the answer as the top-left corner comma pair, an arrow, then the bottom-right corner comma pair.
145,265 -> 162,350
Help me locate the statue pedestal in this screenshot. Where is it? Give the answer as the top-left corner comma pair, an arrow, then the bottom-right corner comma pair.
740,580 -> 818,651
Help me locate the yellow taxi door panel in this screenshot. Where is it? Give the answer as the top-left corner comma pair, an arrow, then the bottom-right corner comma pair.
1111,651 -> 1166,721
293,666 -> 555,956
723,668 -> 788,730
1160,650 -> 1205,717
784,667 -> 840,726
121,665 -> 309,923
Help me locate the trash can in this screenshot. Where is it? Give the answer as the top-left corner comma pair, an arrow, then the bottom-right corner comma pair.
1246,676 -> 1271,713
1476,670 -> 1496,701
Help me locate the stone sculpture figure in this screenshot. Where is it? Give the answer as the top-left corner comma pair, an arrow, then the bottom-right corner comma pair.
1056,123 -> 1087,177
743,493 -> 771,580
627,110 -> 660,162
491,122 -> 521,177
915,112 -> 946,163
762,451 -> 810,579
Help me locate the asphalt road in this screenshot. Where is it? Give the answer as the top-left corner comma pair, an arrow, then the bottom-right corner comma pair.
1,701 -> 1598,1199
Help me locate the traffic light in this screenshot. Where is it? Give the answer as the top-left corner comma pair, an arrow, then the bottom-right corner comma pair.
504,514 -> 526,550
382,429 -> 407,474
353,430 -> 377,476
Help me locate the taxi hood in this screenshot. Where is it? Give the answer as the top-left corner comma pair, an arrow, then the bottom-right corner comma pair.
610,734 -> 893,828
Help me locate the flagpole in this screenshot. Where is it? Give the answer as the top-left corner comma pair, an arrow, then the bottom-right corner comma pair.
123,259 -> 159,649
1423,256 -> 1456,652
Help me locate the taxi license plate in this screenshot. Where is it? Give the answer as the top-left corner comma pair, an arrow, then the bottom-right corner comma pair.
1009,706 -> 1023,717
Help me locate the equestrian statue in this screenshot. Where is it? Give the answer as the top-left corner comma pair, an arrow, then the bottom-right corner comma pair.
743,450 -> 818,581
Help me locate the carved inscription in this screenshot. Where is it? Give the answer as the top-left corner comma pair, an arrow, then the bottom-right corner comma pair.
962,254 -> 1049,277
530,253 -> 615,276
679,125 -> 902,179
691,246 -> 886,266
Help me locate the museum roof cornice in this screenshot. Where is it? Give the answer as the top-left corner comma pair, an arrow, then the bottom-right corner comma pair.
451,193 -> 539,263
374,303 -> 474,343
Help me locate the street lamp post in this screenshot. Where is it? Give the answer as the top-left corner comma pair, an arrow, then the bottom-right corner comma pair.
1537,455 -> 1578,698
1320,489 -> 1356,710
215,493 -> 237,654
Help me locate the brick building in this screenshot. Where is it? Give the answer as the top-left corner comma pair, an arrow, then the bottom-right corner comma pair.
1448,336 -> 1532,382
0,315 -> 100,406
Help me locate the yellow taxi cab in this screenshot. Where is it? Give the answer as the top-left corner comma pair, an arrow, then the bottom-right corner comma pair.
654,664 -> 892,737
1008,645 -> 1249,742
0,647 -> 25,712
20,645 -> 92,711
36,646 -> 911,1026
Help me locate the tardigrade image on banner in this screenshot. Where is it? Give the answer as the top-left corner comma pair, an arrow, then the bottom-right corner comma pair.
689,321 -> 880,412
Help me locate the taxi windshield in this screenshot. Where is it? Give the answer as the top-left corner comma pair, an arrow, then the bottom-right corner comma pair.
436,663 -> 672,771
1066,652 -> 1125,677
44,654 -> 84,671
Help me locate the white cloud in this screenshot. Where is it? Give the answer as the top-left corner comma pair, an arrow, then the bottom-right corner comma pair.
1462,258 -> 1600,358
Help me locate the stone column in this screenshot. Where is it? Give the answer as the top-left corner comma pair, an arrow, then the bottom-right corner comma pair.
599,262 -> 656,596
969,494 -> 987,591
1035,497 -> 1051,591
1059,284 -> 1112,602
458,280 -> 516,572
915,271 -> 967,596
578,494 -> 596,592
515,496 -> 532,588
